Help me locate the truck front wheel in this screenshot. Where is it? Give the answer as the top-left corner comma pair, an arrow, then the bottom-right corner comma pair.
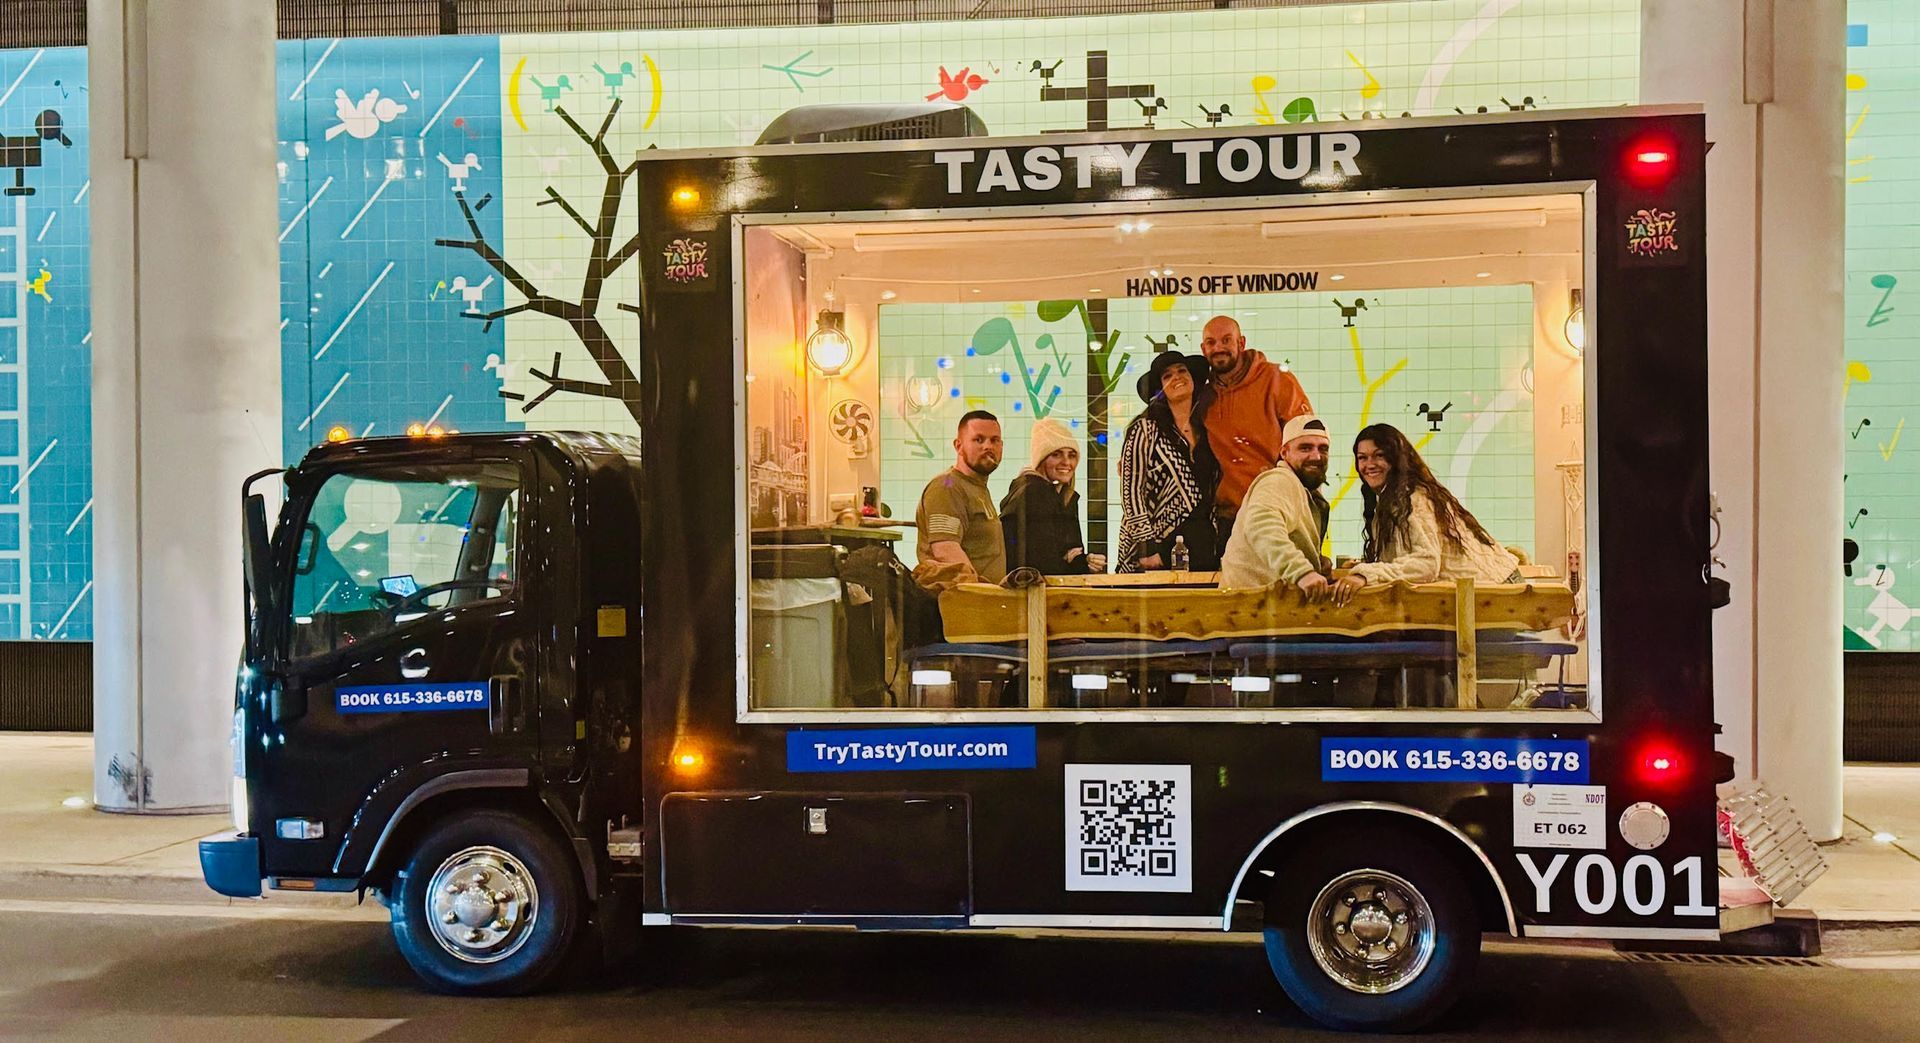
1262,831 -> 1479,1032
389,808 -> 583,995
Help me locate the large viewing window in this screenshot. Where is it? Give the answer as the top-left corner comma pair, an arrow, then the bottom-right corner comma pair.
739,193 -> 1594,720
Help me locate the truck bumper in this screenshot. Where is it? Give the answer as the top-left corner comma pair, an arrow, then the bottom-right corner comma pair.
198,831 -> 263,898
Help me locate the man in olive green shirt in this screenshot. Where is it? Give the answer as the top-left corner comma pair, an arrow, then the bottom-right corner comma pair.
915,410 -> 1008,585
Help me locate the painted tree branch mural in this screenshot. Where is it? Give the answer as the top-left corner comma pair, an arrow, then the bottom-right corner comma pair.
436,99 -> 647,426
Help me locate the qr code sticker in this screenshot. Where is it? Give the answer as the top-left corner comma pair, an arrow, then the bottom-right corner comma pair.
1064,764 -> 1192,893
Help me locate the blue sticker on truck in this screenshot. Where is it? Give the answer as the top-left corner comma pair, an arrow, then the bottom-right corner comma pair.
337,683 -> 490,714
1321,737 -> 1589,784
788,726 -> 1037,772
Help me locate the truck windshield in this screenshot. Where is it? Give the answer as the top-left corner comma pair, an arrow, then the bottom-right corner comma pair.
286,464 -> 519,660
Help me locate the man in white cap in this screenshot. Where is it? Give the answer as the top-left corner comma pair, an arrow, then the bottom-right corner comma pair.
1219,414 -> 1332,594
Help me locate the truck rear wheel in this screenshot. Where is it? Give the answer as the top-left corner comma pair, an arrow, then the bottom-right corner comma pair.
389,808 -> 582,995
1262,832 -> 1479,1032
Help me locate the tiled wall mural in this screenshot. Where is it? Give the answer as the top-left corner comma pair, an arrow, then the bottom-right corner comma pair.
0,0 -> 1644,640
0,47 -> 91,641
1842,3 -> 1920,652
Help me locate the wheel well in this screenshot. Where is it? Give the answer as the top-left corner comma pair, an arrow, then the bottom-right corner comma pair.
1230,808 -> 1514,935
360,787 -> 565,893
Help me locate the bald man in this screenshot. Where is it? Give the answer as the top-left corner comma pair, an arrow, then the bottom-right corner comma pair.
1199,315 -> 1314,540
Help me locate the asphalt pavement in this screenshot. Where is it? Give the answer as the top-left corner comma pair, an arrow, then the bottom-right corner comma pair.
2,900 -> 1918,1041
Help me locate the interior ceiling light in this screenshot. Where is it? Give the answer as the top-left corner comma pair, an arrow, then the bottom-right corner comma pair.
805,310 -> 853,376
1260,210 -> 1547,237
852,225 -> 1123,252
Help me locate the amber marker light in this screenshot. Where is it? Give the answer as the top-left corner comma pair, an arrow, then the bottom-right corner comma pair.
325,425 -> 351,443
670,186 -> 701,208
406,422 -> 427,438
670,742 -> 707,775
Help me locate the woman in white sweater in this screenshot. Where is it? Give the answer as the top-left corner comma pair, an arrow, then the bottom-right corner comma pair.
1330,423 -> 1519,605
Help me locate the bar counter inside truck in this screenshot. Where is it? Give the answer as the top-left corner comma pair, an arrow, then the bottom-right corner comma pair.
208,106 -> 1730,1032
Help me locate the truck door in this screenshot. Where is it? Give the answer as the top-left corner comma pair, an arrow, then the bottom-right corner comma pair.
260,454 -> 538,878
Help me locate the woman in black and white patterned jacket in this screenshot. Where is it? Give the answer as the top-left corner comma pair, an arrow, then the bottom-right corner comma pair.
1117,351 -> 1221,572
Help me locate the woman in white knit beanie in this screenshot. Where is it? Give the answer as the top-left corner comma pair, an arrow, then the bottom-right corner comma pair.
1000,418 -> 1107,575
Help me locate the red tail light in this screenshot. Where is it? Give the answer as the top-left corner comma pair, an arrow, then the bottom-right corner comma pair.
1625,139 -> 1677,185
1639,745 -> 1683,783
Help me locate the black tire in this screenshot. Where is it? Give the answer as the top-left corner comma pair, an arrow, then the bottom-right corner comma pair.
1262,831 -> 1480,1033
389,808 -> 583,996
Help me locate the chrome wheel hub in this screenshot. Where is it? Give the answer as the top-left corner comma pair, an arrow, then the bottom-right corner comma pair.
1306,869 -> 1435,994
425,846 -> 538,964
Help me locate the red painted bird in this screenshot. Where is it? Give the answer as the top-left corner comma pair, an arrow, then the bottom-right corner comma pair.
927,66 -> 989,102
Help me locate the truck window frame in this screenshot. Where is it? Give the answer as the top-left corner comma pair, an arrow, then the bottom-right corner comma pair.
278,458 -> 528,667
732,182 -> 1603,726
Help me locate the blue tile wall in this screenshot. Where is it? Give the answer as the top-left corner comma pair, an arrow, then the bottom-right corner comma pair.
0,47 -> 92,640
279,36 -> 512,458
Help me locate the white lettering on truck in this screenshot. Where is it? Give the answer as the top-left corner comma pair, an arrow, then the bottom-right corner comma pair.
1518,853 -> 1718,918
935,134 -> 1361,196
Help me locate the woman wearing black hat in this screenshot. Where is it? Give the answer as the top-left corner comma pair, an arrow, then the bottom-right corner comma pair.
1117,351 -> 1221,572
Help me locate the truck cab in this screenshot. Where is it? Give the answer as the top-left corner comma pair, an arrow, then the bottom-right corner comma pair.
206,431 -> 645,992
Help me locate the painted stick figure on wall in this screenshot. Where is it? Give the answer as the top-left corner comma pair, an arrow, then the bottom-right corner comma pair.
530,75 -> 572,112
592,62 -> 635,100
448,275 -> 494,314
437,152 -> 482,193
1856,564 -> 1913,648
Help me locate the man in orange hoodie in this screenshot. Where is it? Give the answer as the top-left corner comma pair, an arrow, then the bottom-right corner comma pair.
1200,315 -> 1315,543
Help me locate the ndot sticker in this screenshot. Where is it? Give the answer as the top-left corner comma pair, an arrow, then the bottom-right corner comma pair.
1513,785 -> 1607,849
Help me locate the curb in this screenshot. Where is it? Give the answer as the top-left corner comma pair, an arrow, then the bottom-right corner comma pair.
1815,916 -> 1920,956
0,863 -> 366,910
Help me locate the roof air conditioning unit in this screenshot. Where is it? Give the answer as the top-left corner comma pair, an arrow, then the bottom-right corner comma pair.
756,103 -> 987,145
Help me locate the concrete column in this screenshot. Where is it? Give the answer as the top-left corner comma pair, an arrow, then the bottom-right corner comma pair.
88,1 -> 282,812
1642,0 -> 1846,839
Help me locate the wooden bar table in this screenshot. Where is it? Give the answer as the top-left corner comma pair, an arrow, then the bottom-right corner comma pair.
938,576 -> 1578,710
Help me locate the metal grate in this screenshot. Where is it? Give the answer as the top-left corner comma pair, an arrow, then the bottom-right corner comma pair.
1844,652 -> 1920,763
0,1 -> 85,47
0,639 -> 91,730
3,0 -> 1390,46
1620,952 -> 1826,968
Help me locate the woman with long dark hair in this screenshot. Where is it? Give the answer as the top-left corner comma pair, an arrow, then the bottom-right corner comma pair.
1117,351 -> 1220,572
1329,422 -> 1519,604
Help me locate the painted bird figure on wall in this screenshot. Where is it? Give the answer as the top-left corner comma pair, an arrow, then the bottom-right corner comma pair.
929,66 -> 989,102
1416,401 -> 1453,431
